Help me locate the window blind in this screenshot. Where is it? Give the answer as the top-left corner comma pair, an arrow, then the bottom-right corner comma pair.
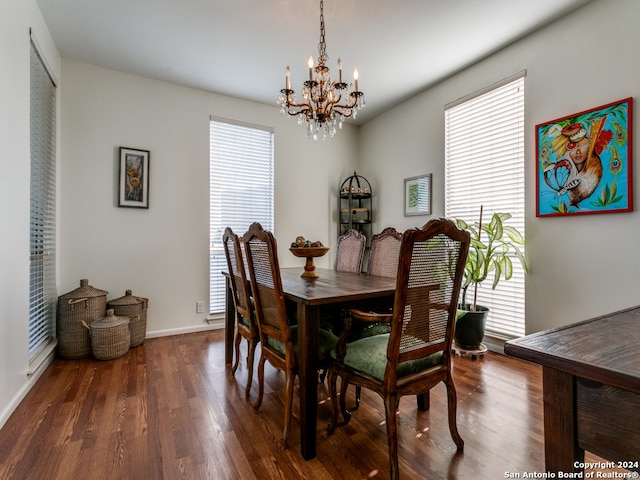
445,74 -> 525,338
209,118 -> 274,314
29,40 -> 57,359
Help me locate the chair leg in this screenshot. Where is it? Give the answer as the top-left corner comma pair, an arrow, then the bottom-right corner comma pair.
417,390 -> 430,411
327,369 -> 338,435
327,369 -> 352,433
445,375 -> 464,451
353,385 -> 361,410
282,369 -> 296,446
244,338 -> 258,398
384,394 -> 401,480
339,377 -> 351,422
231,330 -> 242,375
253,355 -> 267,410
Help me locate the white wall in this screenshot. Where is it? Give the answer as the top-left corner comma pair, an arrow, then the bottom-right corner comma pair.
360,0 -> 640,334
59,60 -> 359,336
0,0 -> 61,426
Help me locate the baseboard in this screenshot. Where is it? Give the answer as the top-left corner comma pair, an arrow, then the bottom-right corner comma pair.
145,318 -> 225,339
483,334 -> 507,355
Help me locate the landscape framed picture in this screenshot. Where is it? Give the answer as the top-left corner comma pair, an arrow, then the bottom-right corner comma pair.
404,174 -> 431,216
119,147 -> 150,208
536,98 -> 632,217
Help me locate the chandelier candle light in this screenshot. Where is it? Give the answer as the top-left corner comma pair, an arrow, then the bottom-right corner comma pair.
277,0 -> 365,140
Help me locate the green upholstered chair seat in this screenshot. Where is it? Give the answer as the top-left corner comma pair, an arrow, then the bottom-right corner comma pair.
239,314 -> 252,328
331,333 -> 442,381
237,296 -> 256,329
348,321 -> 391,341
267,325 -> 338,357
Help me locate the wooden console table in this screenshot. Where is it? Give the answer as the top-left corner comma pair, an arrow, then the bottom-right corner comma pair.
504,306 -> 640,474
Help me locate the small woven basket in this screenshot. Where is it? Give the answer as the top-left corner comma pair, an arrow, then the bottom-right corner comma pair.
57,279 -> 108,359
107,290 -> 148,347
87,309 -> 130,361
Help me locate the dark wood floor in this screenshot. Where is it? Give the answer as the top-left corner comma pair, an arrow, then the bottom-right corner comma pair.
0,329 -> 612,479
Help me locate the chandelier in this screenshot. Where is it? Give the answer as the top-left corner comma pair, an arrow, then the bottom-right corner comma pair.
277,0 -> 365,140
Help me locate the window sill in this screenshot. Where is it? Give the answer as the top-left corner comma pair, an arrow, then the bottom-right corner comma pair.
28,339 -> 58,376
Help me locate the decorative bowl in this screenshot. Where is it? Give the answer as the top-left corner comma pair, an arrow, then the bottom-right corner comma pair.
289,247 -> 330,278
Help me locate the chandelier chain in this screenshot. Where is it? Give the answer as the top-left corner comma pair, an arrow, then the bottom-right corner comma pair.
318,0 -> 328,65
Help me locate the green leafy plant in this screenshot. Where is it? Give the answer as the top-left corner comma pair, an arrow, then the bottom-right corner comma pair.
454,208 -> 528,311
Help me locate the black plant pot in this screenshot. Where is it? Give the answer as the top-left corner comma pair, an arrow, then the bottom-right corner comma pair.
455,304 -> 489,350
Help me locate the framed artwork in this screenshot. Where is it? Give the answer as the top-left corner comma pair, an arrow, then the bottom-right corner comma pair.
119,147 -> 149,208
536,98 -> 632,217
404,174 -> 431,216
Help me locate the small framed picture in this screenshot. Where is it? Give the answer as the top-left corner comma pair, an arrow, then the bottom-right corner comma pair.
119,147 -> 149,208
404,174 -> 431,216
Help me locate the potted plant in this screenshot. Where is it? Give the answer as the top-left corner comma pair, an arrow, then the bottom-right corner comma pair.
453,207 -> 528,350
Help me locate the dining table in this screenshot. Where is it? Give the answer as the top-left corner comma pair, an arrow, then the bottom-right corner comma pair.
224,267 -> 397,460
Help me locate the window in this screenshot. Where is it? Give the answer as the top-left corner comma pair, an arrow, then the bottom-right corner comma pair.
209,118 -> 274,315
29,39 -> 57,360
445,73 -> 525,338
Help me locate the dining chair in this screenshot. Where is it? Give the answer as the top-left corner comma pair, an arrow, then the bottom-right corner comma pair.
328,218 -> 470,480
318,228 -> 366,380
320,227 -> 366,352
349,226 -> 402,408
367,227 -> 403,277
243,222 -> 338,446
334,229 -> 366,274
222,227 -> 259,397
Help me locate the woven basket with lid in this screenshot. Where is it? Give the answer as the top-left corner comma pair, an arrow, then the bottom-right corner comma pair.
107,290 -> 148,347
57,279 -> 108,359
88,309 -> 130,361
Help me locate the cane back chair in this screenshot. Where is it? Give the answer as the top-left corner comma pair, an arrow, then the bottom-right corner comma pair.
328,218 -> 470,480
349,226 -> 403,408
222,227 -> 259,397
335,229 -> 366,274
243,222 -> 338,445
367,227 -> 403,278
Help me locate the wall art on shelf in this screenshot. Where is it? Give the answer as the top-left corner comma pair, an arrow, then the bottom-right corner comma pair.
119,147 -> 149,208
404,174 -> 431,216
536,98 -> 632,217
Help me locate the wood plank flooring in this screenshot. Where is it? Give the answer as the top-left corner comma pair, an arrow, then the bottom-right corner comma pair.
0,329 -> 614,479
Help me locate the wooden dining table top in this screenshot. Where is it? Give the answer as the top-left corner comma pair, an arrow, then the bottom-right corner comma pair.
278,267 -> 397,305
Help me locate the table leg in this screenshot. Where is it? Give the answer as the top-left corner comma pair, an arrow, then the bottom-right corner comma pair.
297,303 -> 319,460
224,275 -> 234,365
542,366 -> 584,473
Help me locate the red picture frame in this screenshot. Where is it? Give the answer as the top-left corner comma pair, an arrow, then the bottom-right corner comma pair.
535,98 -> 632,217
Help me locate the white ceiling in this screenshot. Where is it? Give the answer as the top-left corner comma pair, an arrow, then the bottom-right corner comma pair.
36,0 -> 593,124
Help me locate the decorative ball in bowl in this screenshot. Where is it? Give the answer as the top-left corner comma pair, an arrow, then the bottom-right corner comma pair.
289,239 -> 329,278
